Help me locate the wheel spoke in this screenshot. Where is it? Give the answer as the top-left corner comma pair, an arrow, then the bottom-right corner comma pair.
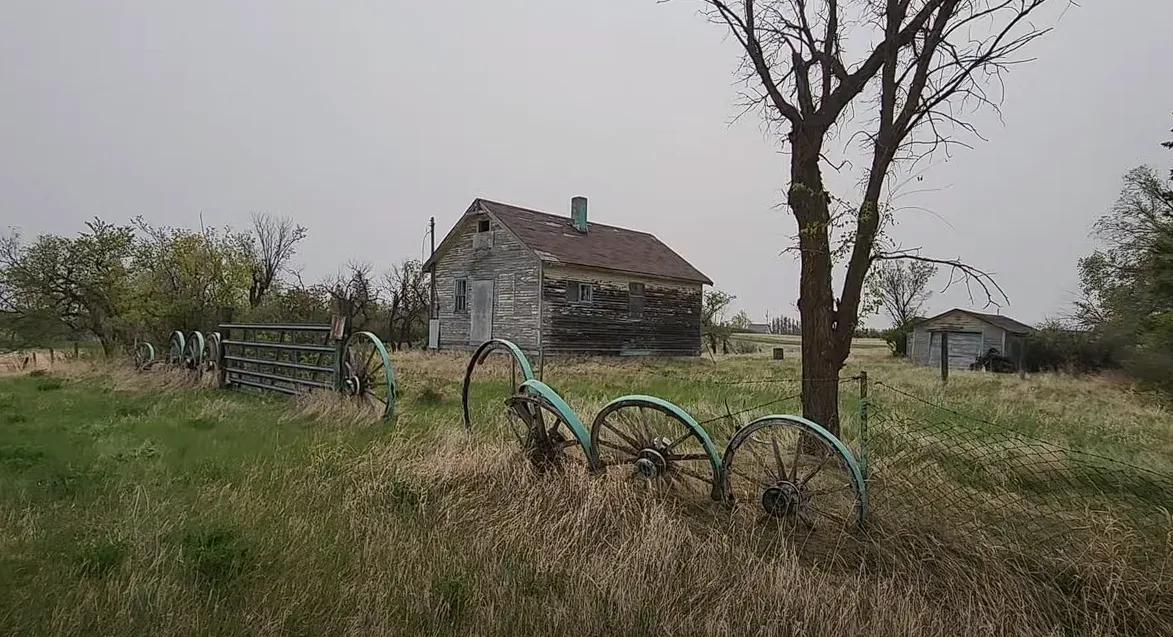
663,452 -> 711,462
771,434 -> 787,481
798,454 -> 832,488
597,438 -> 639,458
600,419 -> 642,450
671,464 -> 713,484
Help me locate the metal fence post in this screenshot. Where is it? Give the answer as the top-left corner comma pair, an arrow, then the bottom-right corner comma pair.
858,370 -> 869,483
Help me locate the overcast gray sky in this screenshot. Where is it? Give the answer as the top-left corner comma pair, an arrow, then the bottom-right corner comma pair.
2,1 -> 1171,327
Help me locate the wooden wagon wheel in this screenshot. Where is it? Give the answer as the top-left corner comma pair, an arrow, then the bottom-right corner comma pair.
134,342 -> 156,371
201,331 -> 222,374
590,395 -> 723,501
720,415 -> 867,535
504,379 -> 596,472
340,331 -> 397,422
461,338 -> 535,434
167,331 -> 186,366
183,331 -> 205,372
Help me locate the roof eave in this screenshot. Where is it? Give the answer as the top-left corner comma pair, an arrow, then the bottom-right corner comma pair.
540,258 -> 712,286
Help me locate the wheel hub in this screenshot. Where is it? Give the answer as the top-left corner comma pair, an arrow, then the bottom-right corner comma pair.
634,448 -> 668,478
761,481 -> 802,518
343,375 -> 362,396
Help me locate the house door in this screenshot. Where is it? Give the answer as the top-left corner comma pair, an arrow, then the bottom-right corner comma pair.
469,279 -> 494,345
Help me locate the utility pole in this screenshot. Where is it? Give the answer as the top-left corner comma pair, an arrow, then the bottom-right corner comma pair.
427,216 -> 439,350
429,216 -> 436,317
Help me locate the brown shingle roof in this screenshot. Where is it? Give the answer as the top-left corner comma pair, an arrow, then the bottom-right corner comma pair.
477,199 -> 712,284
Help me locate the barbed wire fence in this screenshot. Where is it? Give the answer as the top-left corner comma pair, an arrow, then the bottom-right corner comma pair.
860,376 -> 1173,566
440,341 -> 1173,566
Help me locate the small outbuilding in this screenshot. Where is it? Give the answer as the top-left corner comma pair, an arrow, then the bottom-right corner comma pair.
907,308 -> 1036,368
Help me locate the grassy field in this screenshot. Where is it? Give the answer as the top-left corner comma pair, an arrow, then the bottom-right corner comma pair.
1,347 -> 1171,636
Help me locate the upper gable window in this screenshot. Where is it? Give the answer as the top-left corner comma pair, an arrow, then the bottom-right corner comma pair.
472,217 -> 493,249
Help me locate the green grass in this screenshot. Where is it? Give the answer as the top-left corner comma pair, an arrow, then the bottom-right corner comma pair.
0,352 -> 1170,636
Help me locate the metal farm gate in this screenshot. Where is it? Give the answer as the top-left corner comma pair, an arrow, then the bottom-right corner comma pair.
217,322 -> 396,420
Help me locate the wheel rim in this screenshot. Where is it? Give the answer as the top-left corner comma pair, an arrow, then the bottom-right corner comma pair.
505,394 -> 594,472
461,338 -> 536,434
202,332 -> 221,373
184,331 -> 205,372
511,379 -> 596,471
134,343 -> 155,371
341,331 -> 396,421
168,331 -> 186,365
721,415 -> 867,534
591,395 -> 723,499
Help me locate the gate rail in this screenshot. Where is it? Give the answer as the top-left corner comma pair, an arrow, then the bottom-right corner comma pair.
218,323 -> 341,396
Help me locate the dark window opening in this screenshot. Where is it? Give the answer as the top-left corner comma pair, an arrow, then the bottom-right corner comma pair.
629,282 -> 645,318
454,279 -> 468,312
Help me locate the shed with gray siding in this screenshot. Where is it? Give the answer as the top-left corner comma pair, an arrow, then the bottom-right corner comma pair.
907,309 -> 1035,368
422,197 -> 713,357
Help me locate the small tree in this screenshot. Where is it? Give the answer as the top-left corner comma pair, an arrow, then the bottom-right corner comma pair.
383,258 -> 430,350
702,289 -> 738,354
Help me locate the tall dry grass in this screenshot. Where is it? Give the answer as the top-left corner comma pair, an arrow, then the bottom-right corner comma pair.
4,347 -> 1171,635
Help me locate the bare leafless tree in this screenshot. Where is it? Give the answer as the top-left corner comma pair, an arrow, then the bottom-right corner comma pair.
330,261 -> 378,337
383,259 -> 430,351
248,212 -> 307,308
693,0 -> 1059,433
871,259 -> 937,328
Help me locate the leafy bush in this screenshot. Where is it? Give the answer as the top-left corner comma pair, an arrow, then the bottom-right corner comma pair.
1022,326 -> 1125,374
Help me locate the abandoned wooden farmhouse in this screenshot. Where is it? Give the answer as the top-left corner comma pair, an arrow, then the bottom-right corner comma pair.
907,308 -> 1036,368
421,196 -> 712,356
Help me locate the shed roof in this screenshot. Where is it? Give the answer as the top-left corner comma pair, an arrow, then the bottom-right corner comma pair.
425,198 -> 713,285
916,308 -> 1036,335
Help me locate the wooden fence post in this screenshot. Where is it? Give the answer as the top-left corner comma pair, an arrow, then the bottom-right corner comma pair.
939,331 -> 949,384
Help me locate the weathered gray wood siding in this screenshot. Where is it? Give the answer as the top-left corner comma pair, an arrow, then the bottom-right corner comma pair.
432,213 -> 541,351
539,264 -> 703,356
910,310 -> 1006,366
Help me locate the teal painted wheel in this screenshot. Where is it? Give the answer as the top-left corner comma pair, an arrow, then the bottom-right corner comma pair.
184,331 -> 206,372
134,343 -> 156,371
462,338 -> 536,434
341,331 -> 396,422
167,331 -> 186,365
590,395 -> 724,501
202,331 -> 221,374
720,415 -> 867,533
506,379 -> 597,472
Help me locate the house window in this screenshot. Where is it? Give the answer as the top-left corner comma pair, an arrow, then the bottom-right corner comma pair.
472,217 -> 493,249
454,278 -> 468,312
629,282 -> 645,318
566,281 -> 593,304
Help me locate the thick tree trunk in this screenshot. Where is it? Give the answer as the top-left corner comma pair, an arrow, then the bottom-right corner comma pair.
789,132 -> 847,436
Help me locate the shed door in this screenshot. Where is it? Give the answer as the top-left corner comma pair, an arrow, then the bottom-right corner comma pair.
928,331 -> 983,369
469,279 -> 494,345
